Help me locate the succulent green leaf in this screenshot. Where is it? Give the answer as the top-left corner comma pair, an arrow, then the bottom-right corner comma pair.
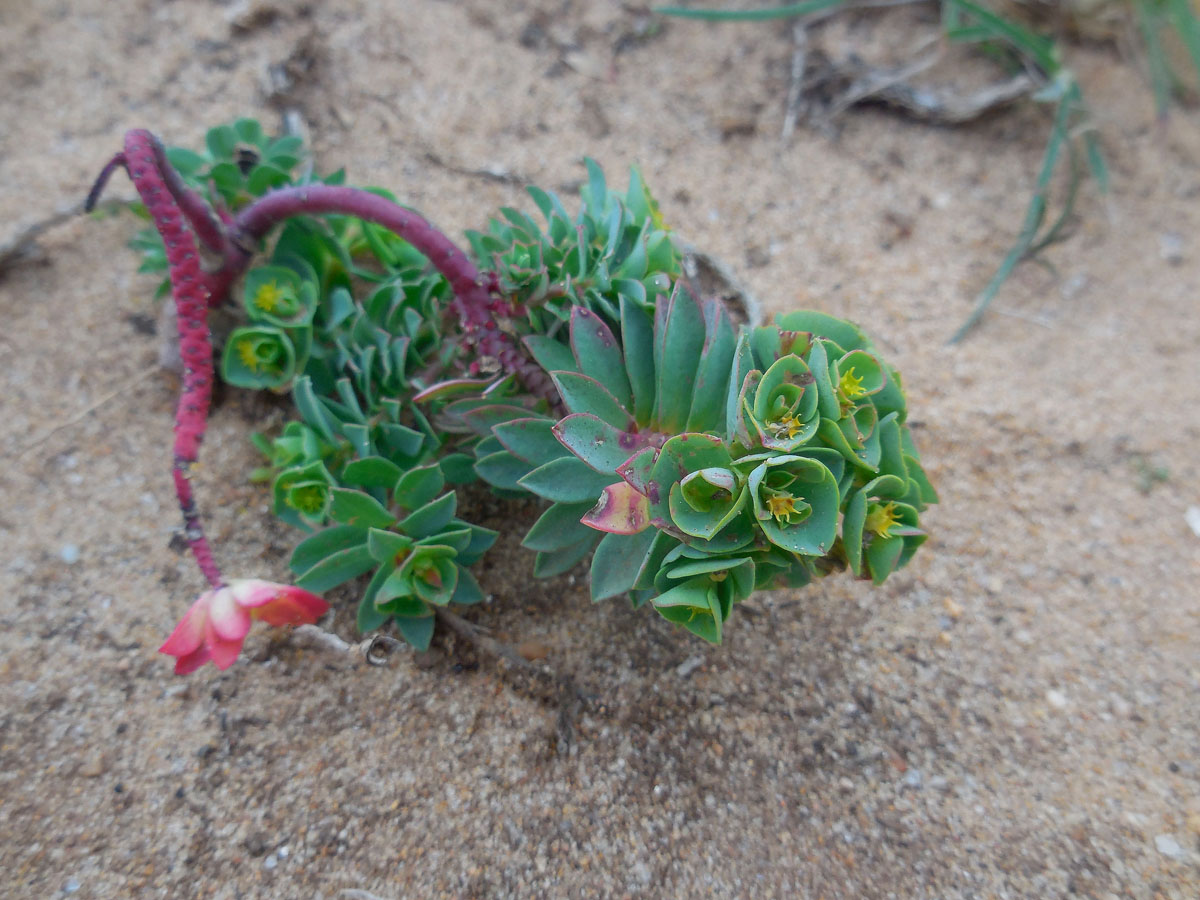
274,461 -> 334,526
865,534 -> 904,585
524,334 -> 579,375
833,349 -> 885,399
570,307 -> 632,411
523,501 -> 599,551
328,488 -> 398,529
616,445 -> 657,495
620,294 -> 657,426
393,613 -> 436,651
475,450 -> 533,491
342,456 -> 404,490
290,524 -> 369,575
533,532 -> 601,578
456,523 -> 498,566
805,339 -> 839,420
294,543 -> 376,593
725,330 -> 755,440
451,565 -> 486,606
394,464 -> 445,511
378,422 -> 426,460
493,417 -> 568,465
439,453 -> 478,485
778,310 -> 869,353
398,492 -> 457,539
367,528 -> 413,565
588,529 -> 658,602
553,413 -> 641,474
645,433 -> 733,521
357,562 -> 395,632
842,489 -> 867,576
459,403 -> 541,437
652,287 -> 706,432
750,354 -> 820,450
653,580 -> 722,643
518,456 -> 616,503
687,301 -> 737,433
551,372 -> 633,430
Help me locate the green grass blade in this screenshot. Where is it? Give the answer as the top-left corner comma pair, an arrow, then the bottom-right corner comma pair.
943,0 -> 1058,73
1137,1 -> 1174,120
1167,0 -> 1200,88
656,0 -> 845,22
949,94 -> 1072,343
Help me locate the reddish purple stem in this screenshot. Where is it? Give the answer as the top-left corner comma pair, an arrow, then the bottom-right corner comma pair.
98,130 -> 224,587
87,128 -> 551,592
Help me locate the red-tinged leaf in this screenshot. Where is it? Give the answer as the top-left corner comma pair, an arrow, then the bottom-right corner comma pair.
617,446 -> 657,494
570,307 -> 632,411
553,413 -> 643,474
582,481 -> 650,535
412,377 -> 497,404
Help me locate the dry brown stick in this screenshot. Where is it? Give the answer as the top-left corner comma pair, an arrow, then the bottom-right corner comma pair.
781,21 -> 811,143
0,197 -> 132,275
433,606 -> 550,677
827,48 -> 1036,123
13,365 -> 159,461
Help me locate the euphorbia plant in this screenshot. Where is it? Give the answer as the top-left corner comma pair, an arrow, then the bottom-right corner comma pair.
89,120 -> 936,672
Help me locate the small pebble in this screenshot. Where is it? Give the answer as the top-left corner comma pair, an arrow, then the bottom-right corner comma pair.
1185,506 -> 1200,538
517,640 -> 550,662
263,854 -> 278,870
1046,689 -> 1068,710
79,754 -> 107,777
60,544 -> 80,564
1160,232 -> 1184,265
64,879 -> 81,894
675,655 -> 704,678
903,769 -> 923,789
1154,834 -> 1184,860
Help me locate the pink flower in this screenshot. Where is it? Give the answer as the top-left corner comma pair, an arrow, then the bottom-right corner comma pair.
159,580 -> 329,675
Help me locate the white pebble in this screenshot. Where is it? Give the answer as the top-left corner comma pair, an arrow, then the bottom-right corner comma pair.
1046,689 -> 1068,709
1185,506 -> 1200,538
1155,834 -> 1184,860
263,854 -> 277,870
60,544 -> 80,564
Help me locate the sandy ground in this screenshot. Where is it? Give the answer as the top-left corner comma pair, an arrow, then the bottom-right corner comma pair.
1,2 -> 1199,898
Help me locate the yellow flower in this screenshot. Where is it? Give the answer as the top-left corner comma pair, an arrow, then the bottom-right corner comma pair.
865,501 -> 899,537
839,366 -> 866,399
766,493 -> 799,523
236,338 -> 262,371
772,414 -> 804,440
253,279 -> 284,313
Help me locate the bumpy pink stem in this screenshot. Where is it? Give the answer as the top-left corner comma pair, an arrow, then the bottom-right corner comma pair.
88,130 -> 225,587
224,185 -> 552,397
87,128 -> 555,592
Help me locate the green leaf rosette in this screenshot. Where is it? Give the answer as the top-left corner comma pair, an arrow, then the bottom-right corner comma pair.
747,353 -> 821,451
742,453 -> 839,555
651,547 -> 756,643
273,460 -> 335,528
243,264 -> 317,328
222,325 -> 297,390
